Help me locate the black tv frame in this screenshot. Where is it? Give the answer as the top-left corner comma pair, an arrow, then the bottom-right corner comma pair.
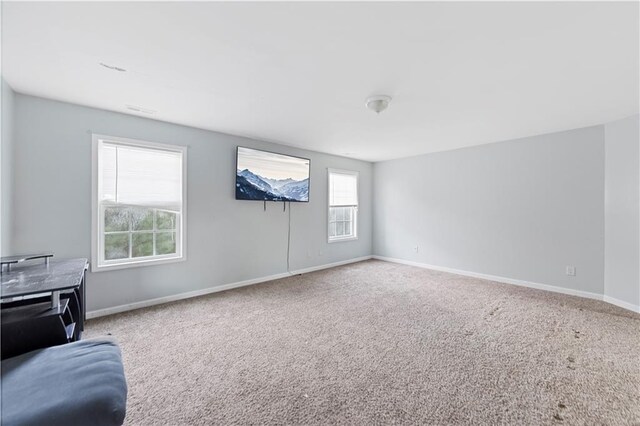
235,146 -> 311,203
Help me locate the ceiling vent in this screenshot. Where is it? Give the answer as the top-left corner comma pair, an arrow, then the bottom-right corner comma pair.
99,62 -> 126,72
125,105 -> 156,115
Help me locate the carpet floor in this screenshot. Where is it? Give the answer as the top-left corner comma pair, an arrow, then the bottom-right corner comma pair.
86,260 -> 640,425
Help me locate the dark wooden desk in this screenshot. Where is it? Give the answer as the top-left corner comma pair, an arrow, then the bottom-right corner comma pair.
1,258 -> 88,359
1,258 -> 88,308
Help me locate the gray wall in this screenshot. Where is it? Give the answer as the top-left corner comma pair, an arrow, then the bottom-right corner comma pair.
604,114 -> 639,308
6,89 -> 638,312
10,94 -> 373,311
373,126 -> 606,295
1,80 -> 15,255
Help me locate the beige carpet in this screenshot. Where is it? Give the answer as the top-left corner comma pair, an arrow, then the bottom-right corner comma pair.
86,260 -> 640,425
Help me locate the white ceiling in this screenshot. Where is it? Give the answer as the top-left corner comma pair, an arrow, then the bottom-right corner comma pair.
2,2 -> 638,162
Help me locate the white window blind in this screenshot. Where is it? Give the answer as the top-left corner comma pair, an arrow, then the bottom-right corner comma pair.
100,143 -> 183,211
329,172 -> 358,207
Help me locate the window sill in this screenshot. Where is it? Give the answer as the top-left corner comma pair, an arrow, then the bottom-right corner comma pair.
328,236 -> 358,244
91,255 -> 186,272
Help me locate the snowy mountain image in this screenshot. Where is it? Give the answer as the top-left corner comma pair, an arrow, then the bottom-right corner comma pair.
238,169 -> 275,194
236,147 -> 310,202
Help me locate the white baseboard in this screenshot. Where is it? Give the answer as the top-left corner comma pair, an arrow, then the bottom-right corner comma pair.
86,256 -> 372,319
87,255 -> 639,318
290,255 -> 372,275
602,295 -> 640,313
372,255 -> 640,313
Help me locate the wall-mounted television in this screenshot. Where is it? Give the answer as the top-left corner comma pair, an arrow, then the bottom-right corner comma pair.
236,146 -> 310,202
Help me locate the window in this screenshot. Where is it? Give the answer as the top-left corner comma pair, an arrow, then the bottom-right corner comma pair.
92,135 -> 186,271
328,169 -> 358,242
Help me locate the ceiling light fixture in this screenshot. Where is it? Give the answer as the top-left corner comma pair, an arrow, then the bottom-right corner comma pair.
99,62 -> 127,72
365,95 -> 392,114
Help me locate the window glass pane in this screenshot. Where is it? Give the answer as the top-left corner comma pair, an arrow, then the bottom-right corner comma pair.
132,233 -> 154,257
327,170 -> 358,241
156,232 -> 177,255
105,233 -> 129,260
131,208 -> 154,231
157,211 -> 177,230
105,207 -> 129,232
329,207 -> 337,222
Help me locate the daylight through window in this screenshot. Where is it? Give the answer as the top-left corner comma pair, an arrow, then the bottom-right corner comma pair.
93,136 -> 186,270
328,169 -> 358,242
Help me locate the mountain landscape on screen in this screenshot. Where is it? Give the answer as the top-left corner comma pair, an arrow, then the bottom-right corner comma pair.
236,147 -> 310,202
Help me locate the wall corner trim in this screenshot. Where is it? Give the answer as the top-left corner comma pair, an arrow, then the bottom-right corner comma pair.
372,255 -> 640,313
86,255 -> 373,319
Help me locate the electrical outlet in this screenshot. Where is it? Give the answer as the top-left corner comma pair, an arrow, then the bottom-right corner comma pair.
307,249 -> 312,258
318,250 -> 324,257
413,245 -> 419,253
566,266 -> 576,276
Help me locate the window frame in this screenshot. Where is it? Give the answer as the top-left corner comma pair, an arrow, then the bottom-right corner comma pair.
327,168 -> 359,243
91,134 -> 187,272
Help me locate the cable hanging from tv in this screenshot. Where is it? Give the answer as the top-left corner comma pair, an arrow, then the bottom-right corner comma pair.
262,200 -> 288,212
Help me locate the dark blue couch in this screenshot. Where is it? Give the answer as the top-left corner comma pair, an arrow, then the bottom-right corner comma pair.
1,339 -> 127,426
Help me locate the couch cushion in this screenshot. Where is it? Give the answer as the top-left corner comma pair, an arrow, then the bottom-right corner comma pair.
1,338 -> 127,426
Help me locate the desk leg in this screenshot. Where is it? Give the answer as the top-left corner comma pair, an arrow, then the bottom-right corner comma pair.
51,291 -> 60,310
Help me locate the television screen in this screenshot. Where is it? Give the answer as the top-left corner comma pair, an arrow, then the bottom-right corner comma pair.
236,147 -> 310,202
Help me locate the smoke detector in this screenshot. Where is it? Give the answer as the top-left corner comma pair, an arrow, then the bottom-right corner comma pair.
365,95 -> 392,114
